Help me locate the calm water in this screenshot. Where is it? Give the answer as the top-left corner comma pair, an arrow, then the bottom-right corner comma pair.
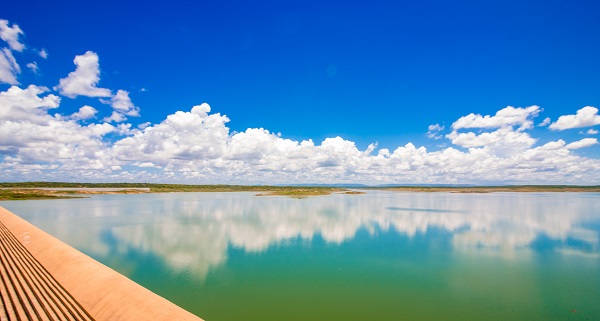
2,191 -> 599,321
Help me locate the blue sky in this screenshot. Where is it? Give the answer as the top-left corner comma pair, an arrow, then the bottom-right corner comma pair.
1,0 -> 599,184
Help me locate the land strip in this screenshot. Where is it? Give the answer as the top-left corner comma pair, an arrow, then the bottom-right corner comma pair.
0,183 -> 347,200
0,182 -> 599,200
379,185 -> 600,193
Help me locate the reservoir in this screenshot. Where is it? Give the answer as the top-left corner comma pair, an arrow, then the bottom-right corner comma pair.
2,191 -> 599,320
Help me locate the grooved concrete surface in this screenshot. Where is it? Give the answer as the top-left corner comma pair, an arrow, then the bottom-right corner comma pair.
0,219 -> 95,321
0,206 -> 203,321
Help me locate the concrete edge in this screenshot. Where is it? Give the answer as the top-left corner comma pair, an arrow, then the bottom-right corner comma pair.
0,206 -> 204,321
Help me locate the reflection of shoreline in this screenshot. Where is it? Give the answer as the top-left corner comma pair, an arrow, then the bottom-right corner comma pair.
5,192 -> 599,279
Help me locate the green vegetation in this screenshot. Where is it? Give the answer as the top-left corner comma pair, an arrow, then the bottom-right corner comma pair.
0,182 -> 174,189
0,189 -> 82,200
0,182 -> 348,200
0,182 -> 327,192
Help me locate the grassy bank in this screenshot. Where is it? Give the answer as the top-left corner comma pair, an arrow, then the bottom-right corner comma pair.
0,189 -> 82,200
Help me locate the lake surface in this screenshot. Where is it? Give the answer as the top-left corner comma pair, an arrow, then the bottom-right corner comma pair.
2,191 -> 599,320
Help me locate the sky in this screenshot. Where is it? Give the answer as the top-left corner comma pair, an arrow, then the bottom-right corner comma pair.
1,0 -> 599,185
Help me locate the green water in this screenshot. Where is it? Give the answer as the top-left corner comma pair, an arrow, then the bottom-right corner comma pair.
2,191 -> 599,320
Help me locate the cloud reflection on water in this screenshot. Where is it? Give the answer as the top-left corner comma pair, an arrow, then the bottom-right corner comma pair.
3,192 -> 598,279
99,192 -> 600,278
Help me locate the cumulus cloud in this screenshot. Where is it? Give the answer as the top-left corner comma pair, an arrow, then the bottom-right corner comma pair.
70,105 -> 97,120
102,90 -> 140,122
56,51 -> 112,98
104,103 -> 597,184
1,88 -> 600,184
447,127 -> 536,154
54,51 -> 139,122
538,117 -> 551,127
445,106 -> 541,157
451,106 -> 540,131
549,106 -> 600,130
0,17 -> 597,185
103,111 -> 126,123
1,18 -> 597,184
26,61 -> 38,73
0,85 -> 59,119
426,123 -> 444,139
0,98 -> 600,183
0,85 -> 117,174
111,90 -> 138,115
38,49 -> 48,59
565,138 -> 598,150
0,48 -> 20,84
0,19 -> 26,84
113,103 -> 229,165
131,161 -> 162,168
0,19 -> 25,52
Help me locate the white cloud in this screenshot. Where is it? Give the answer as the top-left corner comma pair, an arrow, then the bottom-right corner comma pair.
0,17 -> 597,185
0,85 -> 60,120
549,106 -> 600,130
0,19 -> 27,85
565,138 -> 598,150
451,106 -> 540,131
103,111 -> 126,123
106,103 -> 600,184
538,117 -> 551,127
0,85 -> 117,172
0,48 -> 20,84
56,51 -> 112,98
26,61 -> 38,73
111,90 -> 138,115
586,129 -> 599,135
138,122 -> 151,130
115,123 -> 134,135
447,127 -> 536,154
428,124 -> 443,131
426,123 -> 444,139
445,106 -> 540,157
113,103 -> 230,165
70,105 -> 97,120
132,161 -> 162,168
1,87 -> 599,184
102,90 -> 140,122
0,19 -> 25,52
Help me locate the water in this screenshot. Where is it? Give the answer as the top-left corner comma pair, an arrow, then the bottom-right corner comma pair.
1,191 -> 599,320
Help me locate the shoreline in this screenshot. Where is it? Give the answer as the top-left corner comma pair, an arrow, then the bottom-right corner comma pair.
378,185 -> 600,193
0,183 -> 599,200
